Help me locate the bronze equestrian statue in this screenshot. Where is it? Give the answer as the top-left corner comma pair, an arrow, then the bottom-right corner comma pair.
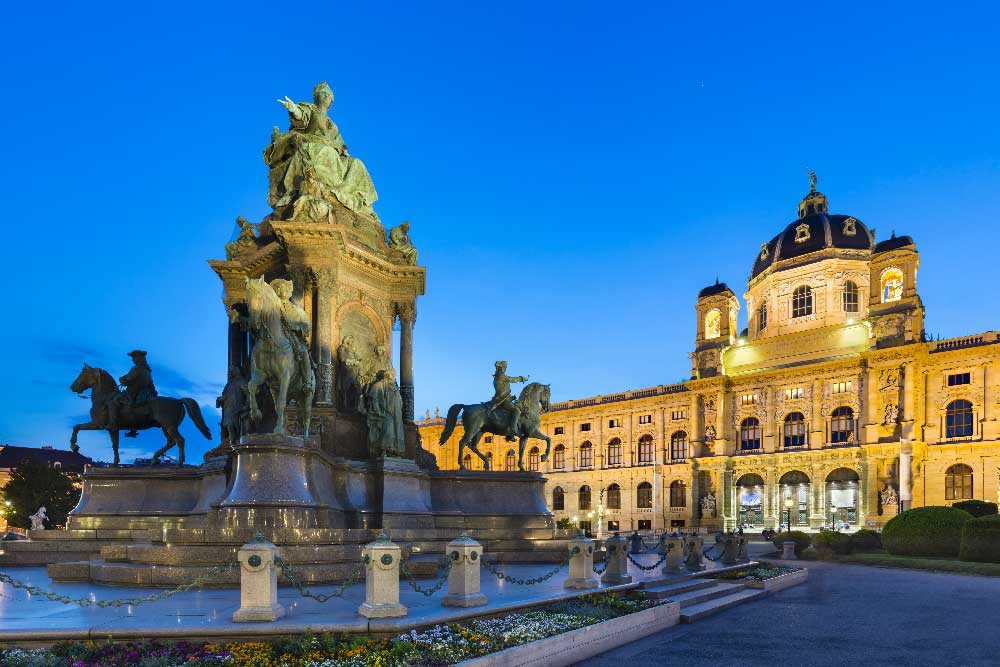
69,352 -> 211,465
439,361 -> 552,471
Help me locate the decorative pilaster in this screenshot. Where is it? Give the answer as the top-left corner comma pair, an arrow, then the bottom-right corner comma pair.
396,301 -> 416,421
312,268 -> 336,404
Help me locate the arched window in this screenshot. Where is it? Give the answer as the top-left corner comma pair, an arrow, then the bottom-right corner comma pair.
946,400 -> 974,438
504,450 -> 516,472
552,486 -> 565,510
945,464 -> 973,501
740,417 -> 761,451
783,412 -> 806,448
669,480 -> 686,508
606,438 -> 622,466
528,446 -> 540,472
670,431 -> 688,461
462,453 -> 473,469
553,444 -> 566,469
758,303 -> 768,332
831,406 -> 854,443
579,441 -> 593,468
52,461 -> 63,470
842,280 -> 859,313
881,268 -> 904,303
705,309 -> 722,339
636,481 -> 653,509
638,435 -> 654,463
579,485 -> 592,510
792,285 -> 813,318
606,483 -> 621,509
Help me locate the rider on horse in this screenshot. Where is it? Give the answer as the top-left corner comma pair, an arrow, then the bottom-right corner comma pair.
489,360 -> 528,442
108,350 -> 158,437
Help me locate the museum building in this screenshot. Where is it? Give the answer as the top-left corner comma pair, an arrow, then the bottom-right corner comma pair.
419,180 -> 1000,532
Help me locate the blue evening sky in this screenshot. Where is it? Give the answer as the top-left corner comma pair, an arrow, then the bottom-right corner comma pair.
1,2 -> 998,464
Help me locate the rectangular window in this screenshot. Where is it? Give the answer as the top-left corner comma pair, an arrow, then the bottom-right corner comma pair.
671,410 -> 686,420
554,426 -> 564,435
637,520 -> 652,531
947,372 -> 971,386
580,423 -> 591,432
607,520 -> 620,532
484,436 -> 492,443
639,414 -> 653,425
785,387 -> 804,400
670,519 -> 686,528
579,521 -> 592,534
832,381 -> 853,394
608,418 -> 621,428
740,394 -> 757,406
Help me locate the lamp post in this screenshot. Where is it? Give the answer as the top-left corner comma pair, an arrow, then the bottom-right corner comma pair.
784,497 -> 794,532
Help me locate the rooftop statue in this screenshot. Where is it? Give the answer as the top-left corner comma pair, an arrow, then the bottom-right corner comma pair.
439,361 -> 552,471
388,221 -> 418,265
244,277 -> 316,436
69,353 -> 212,465
264,82 -> 378,221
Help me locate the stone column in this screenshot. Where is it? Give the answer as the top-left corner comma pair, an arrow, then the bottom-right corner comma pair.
312,268 -> 335,404
441,533 -> 487,607
358,533 -> 407,619
899,442 -> 913,511
396,302 -> 416,421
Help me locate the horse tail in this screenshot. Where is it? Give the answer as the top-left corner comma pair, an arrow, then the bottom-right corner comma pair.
182,398 -> 213,440
439,404 -> 464,445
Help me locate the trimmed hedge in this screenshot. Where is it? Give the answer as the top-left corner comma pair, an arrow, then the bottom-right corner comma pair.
882,506 -> 973,558
849,529 -> 882,552
953,500 -> 999,518
772,530 -> 811,556
812,530 -> 852,555
959,514 -> 1000,563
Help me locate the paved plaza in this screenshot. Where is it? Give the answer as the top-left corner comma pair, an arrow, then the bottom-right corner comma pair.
580,556 -> 1000,667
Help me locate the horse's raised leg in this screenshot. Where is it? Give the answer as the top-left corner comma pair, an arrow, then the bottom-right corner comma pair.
466,431 -> 490,470
536,431 -> 552,462
70,421 -> 102,451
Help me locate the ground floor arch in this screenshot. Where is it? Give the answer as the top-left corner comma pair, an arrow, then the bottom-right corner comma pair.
736,473 -> 765,527
826,467 -> 861,528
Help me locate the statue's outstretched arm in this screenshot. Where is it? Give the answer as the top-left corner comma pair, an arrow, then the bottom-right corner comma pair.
277,96 -> 303,121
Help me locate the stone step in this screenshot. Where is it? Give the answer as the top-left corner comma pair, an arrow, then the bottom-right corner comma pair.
0,549 -> 100,566
668,582 -> 746,608
642,578 -> 717,599
679,588 -> 767,623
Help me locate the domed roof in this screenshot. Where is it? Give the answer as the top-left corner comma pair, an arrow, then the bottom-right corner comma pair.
698,280 -> 734,299
874,232 -> 915,254
751,175 -> 874,280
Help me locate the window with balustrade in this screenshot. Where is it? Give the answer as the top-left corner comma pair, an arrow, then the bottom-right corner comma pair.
784,412 -> 806,448
740,417 -> 761,451
606,483 -> 621,509
636,482 -> 653,509
831,406 -> 854,443
669,480 -> 686,508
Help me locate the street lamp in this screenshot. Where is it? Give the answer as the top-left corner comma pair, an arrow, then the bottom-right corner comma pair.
784,497 -> 794,532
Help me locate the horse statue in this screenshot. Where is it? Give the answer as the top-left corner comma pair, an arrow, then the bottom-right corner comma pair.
69,364 -> 212,465
244,277 -> 315,436
438,382 -> 551,471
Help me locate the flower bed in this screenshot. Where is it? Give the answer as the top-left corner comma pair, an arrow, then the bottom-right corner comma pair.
0,593 -> 662,667
709,562 -> 800,582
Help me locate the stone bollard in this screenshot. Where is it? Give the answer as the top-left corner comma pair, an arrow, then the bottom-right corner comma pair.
720,533 -> 739,565
737,535 -> 749,560
233,538 -> 285,622
782,541 -> 798,560
441,533 -> 487,607
564,531 -> 599,589
601,533 -> 632,585
684,534 -> 706,571
358,532 -> 407,619
661,534 -> 686,574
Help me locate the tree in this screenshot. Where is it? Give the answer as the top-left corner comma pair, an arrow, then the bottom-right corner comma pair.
0,457 -> 81,529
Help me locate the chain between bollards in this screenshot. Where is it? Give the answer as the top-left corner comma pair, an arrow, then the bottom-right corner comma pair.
0,563 -> 238,608
481,546 -> 579,586
399,558 -> 453,596
274,556 -> 365,603
626,552 -> 668,571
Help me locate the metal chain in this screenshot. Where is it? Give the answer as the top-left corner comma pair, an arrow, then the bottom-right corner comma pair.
626,552 -> 668,571
481,546 -> 579,586
399,559 -> 453,596
0,563 -> 237,608
275,556 -> 364,603
592,560 -> 608,574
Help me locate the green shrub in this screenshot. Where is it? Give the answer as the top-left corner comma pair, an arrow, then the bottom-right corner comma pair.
953,500 -> 999,518
849,529 -> 882,552
882,506 -> 973,557
812,530 -> 852,555
772,530 -> 811,556
959,514 -> 1000,563
800,546 -> 819,561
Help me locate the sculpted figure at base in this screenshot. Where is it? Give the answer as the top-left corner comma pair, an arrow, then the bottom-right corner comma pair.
880,485 -> 898,508
388,221 -> 418,264
336,335 -> 363,412
361,369 -> 406,458
439,363 -> 552,471
70,353 -> 212,465
29,506 -> 47,531
244,277 -> 316,436
264,82 -> 377,221
218,364 -> 250,447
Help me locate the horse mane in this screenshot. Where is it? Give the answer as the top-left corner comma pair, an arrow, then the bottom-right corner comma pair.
246,278 -> 282,319
518,382 -> 544,406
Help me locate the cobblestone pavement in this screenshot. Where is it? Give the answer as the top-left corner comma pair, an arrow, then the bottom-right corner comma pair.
578,557 -> 1000,667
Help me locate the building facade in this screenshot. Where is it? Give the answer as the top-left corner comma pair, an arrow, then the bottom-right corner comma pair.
418,180 -> 1000,533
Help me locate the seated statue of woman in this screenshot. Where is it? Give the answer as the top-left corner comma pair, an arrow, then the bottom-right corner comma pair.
264,82 -> 378,220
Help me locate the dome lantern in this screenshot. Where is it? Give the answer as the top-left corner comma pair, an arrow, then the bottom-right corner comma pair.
797,170 -> 828,218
